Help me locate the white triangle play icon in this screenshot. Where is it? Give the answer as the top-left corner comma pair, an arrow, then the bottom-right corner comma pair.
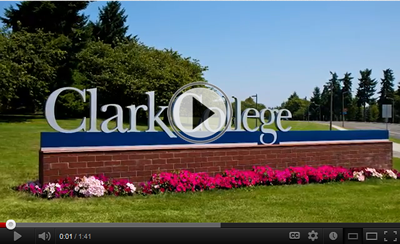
14,231 -> 21,241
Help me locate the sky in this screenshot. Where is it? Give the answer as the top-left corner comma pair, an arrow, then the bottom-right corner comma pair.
1,1 -> 400,107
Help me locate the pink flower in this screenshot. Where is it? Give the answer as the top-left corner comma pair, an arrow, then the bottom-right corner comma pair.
14,164 -> 399,199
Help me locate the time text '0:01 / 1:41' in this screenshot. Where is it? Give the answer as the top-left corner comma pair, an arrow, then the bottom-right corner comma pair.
59,233 -> 92,240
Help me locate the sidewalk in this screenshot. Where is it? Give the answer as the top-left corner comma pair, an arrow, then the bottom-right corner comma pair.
331,125 -> 347,131
330,124 -> 400,158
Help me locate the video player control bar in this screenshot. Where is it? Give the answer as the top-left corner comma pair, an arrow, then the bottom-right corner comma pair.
1,224 -> 399,244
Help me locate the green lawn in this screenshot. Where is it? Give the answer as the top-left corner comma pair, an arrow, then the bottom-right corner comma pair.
390,137 -> 400,144
172,117 -> 337,131
0,115 -> 335,132
393,157 -> 400,171
1,116 -> 399,223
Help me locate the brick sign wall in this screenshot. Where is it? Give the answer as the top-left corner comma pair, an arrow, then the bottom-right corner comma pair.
39,141 -> 392,185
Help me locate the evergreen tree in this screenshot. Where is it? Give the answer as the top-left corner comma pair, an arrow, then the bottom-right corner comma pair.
355,69 -> 377,121
91,1 -> 132,46
288,92 -> 299,101
310,87 -> 322,105
1,1 -> 89,38
309,87 -> 322,120
320,84 -> 330,121
332,73 -> 342,121
339,72 -> 353,120
1,1 -> 92,90
378,69 -> 395,121
347,97 -> 358,121
325,72 -> 340,121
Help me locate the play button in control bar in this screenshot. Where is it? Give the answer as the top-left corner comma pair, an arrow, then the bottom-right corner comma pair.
14,231 -> 21,242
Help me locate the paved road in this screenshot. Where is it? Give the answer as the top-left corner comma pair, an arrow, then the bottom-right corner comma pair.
317,121 -> 400,139
316,121 -> 400,157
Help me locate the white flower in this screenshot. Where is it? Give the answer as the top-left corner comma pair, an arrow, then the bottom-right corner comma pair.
75,176 -> 106,197
74,186 -> 80,192
386,170 -> 397,179
154,184 -> 160,189
365,168 -> 383,179
353,171 -> 365,182
126,183 -> 136,193
46,183 -> 57,193
43,183 -> 58,198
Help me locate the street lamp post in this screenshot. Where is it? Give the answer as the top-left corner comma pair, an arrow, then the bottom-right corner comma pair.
330,81 -> 333,131
252,94 -> 258,127
342,91 -> 349,128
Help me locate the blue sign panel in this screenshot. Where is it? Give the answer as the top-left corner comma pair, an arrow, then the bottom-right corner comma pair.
40,130 -> 389,148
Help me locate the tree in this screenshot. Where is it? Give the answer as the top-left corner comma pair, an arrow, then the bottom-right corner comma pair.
0,29 -> 70,113
75,41 -> 208,121
293,102 -> 309,120
378,69 -> 395,122
368,103 -> 379,122
309,87 -> 322,120
240,97 -> 266,113
327,72 -> 340,121
347,97 -> 358,121
1,1 -> 89,38
1,1 -> 93,93
394,94 -> 400,123
288,92 -> 299,101
355,69 -> 377,121
320,85 -> 330,121
231,97 -> 267,126
339,72 -> 353,121
333,74 -> 343,121
281,92 -> 308,120
310,87 -> 322,105
0,2 -> 210,119
91,1 -> 132,47
283,92 -> 300,113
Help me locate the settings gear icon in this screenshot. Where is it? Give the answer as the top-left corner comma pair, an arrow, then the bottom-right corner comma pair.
308,230 -> 318,241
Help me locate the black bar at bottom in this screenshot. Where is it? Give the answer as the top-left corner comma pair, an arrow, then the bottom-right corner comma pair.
2,225 -> 399,244
57,227 -> 324,244
2,227 -> 325,244
221,223 -> 400,228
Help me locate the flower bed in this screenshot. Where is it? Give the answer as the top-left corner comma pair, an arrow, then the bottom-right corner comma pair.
16,176 -> 137,199
15,165 -> 400,199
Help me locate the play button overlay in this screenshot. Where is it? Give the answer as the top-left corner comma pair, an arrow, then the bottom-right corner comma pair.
192,96 -> 215,130
167,82 -> 232,144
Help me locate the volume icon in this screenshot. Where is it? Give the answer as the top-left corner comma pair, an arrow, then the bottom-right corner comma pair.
38,232 -> 51,241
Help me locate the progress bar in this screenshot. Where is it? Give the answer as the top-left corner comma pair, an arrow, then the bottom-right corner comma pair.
1,221 -> 399,244
6,222 -> 400,228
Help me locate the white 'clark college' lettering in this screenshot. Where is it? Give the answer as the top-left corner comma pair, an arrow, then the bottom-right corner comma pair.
45,87 -> 292,145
